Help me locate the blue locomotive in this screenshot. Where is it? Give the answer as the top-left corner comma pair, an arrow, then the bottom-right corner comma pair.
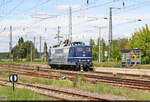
48,42 -> 93,71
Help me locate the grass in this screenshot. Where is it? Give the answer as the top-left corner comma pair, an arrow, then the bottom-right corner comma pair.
0,71 -> 9,78
75,79 -> 150,100
93,61 -> 150,69
0,61 -> 47,65
93,61 -> 121,68
0,86 -> 51,100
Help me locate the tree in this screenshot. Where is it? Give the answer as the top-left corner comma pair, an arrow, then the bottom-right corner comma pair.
112,40 -> 121,62
89,38 -> 95,47
18,37 -> 24,46
126,24 -> 150,64
117,38 -> 128,50
101,39 -> 107,62
12,37 -> 39,61
89,38 -> 98,60
63,39 -> 70,45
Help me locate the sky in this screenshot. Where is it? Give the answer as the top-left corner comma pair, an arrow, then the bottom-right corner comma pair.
0,0 -> 150,52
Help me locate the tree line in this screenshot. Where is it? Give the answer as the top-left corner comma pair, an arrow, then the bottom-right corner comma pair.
2,37 -> 48,62
90,24 -> 150,64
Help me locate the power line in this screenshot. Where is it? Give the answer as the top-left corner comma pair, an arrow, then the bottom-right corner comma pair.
0,0 -> 25,22
0,0 -> 13,8
25,0 -> 52,14
8,0 -> 24,14
114,0 -> 150,15
72,0 -> 122,13
15,0 -> 121,33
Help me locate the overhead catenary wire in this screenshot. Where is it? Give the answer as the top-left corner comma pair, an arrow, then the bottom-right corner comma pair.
1,0 -> 149,40
28,0 -> 150,32
113,0 -> 150,15
0,0 -> 25,22
25,0 -> 52,14
1,0 -> 120,34
0,0 -> 13,8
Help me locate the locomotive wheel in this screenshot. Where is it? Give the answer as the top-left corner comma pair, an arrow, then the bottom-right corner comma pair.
89,67 -> 94,71
75,66 -> 79,71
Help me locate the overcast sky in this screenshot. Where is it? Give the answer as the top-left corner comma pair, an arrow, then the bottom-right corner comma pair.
0,0 -> 150,52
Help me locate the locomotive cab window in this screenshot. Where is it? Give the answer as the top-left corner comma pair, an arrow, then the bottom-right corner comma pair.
69,48 -> 73,53
85,47 -> 91,52
77,47 -> 83,52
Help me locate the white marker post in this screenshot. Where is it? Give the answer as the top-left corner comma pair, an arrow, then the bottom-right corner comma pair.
9,74 -> 18,92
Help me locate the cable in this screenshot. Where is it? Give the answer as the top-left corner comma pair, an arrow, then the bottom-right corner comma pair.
8,0 -> 24,14
25,0 -> 52,14
0,0 -> 25,22
114,0 -> 150,15
15,0 -> 120,33
0,0 -> 13,8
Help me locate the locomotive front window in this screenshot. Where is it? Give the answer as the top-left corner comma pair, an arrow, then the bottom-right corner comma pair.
85,47 -> 91,52
77,47 -> 83,52
55,49 -> 63,53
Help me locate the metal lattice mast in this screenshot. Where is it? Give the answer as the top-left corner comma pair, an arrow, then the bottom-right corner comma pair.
98,27 -> 101,63
9,25 -> 12,63
108,7 -> 112,62
33,36 -> 36,61
69,6 -> 72,44
40,36 -> 42,61
57,26 -> 60,44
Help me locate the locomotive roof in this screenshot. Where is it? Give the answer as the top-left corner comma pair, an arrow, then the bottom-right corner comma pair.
50,44 -> 91,49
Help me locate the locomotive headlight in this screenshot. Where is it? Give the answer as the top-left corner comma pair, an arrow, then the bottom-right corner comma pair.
87,59 -> 90,62
79,59 -> 81,62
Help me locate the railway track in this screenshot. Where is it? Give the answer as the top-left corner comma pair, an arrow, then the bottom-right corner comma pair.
0,78 -> 109,101
3,63 -> 150,79
1,64 -> 150,91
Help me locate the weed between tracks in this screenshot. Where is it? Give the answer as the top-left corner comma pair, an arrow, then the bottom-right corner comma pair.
0,86 -> 50,100
0,70 -> 150,100
0,61 -> 47,65
18,75 -> 150,100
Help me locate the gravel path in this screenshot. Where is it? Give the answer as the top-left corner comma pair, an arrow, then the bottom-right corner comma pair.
95,67 -> 150,76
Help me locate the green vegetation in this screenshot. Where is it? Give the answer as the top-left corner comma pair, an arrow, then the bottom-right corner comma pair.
16,74 -> 150,100
43,42 -> 48,62
0,71 -> 9,78
90,24 -> 150,64
0,86 -> 50,100
93,61 -> 121,68
0,70 -> 150,100
12,37 -> 39,61
126,24 -> 150,64
0,61 -> 48,65
31,77 -> 73,88
76,80 -> 150,100
0,37 -> 49,63
89,37 -> 128,62
0,53 -> 8,59
93,61 -> 150,69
